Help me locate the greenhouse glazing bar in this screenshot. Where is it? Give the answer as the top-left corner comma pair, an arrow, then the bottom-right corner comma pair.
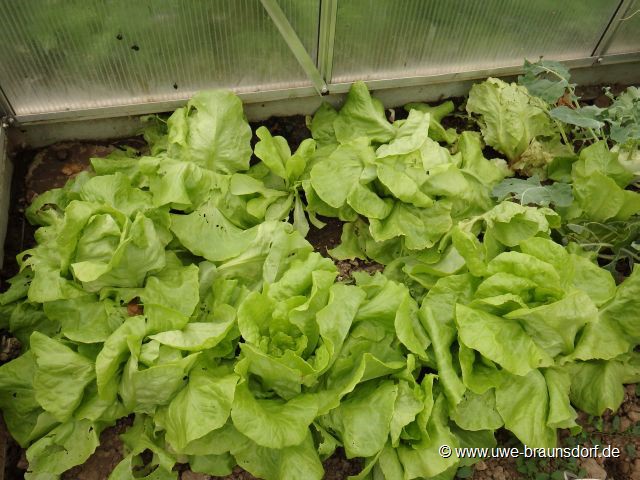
0,86 -> 13,121
318,0 -> 338,83
259,0 -> 328,95
591,0 -> 637,57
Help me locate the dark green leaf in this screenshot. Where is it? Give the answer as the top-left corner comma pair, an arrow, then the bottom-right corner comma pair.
492,176 -> 573,207
518,59 -> 572,103
456,465 -> 473,478
550,472 -> 564,480
626,443 -> 636,459
550,106 -> 605,129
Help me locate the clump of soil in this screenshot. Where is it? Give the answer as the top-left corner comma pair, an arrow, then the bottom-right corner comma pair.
306,217 -> 344,257
0,334 -> 20,364
472,458 -> 521,480
206,465 -> 257,480
580,384 -> 640,480
335,258 -> 384,282
306,217 -> 384,281
322,450 -> 364,480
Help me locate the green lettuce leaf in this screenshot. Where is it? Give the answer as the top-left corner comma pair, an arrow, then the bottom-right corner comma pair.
321,380 -> 397,458
571,141 -> 640,222
495,370 -> 557,447
231,381 -> 318,449
456,304 -> 554,376
333,82 -> 395,144
161,362 -> 238,451
310,138 -> 391,219
0,352 -> 58,446
26,419 -> 100,476
166,90 -> 252,173
569,361 -> 626,415
404,100 -> 458,144
31,332 -> 95,422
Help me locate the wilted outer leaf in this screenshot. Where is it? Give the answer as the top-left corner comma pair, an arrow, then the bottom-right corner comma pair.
26,419 -> 100,475
466,78 -> 555,162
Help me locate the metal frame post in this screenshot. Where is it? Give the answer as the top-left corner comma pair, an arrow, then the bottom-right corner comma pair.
592,0 -> 637,58
318,0 -> 338,85
0,126 -> 13,269
260,0 -> 328,95
0,85 -> 15,125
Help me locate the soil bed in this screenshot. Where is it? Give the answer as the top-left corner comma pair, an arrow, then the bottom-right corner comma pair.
1,120 -> 372,480
2,92 -> 639,479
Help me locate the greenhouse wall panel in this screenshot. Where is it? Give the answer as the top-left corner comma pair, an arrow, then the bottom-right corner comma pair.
0,0 -> 319,118
329,0 -> 621,83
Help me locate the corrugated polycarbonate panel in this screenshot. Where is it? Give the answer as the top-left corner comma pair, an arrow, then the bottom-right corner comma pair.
331,0 -> 621,83
605,0 -> 640,55
0,0 -> 319,116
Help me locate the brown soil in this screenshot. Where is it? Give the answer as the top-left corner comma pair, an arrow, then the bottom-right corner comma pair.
25,142 -> 110,202
582,384 -> 640,480
472,458 -> 521,480
321,450 -> 364,480
306,216 -> 344,257
24,138 -> 147,202
305,215 -> 385,281
472,384 -> 640,480
61,417 -> 134,480
439,97 -> 476,135
335,258 -> 384,282
208,466 -> 257,480
575,83 -> 628,109
0,335 -> 20,364
2,146 -> 34,285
